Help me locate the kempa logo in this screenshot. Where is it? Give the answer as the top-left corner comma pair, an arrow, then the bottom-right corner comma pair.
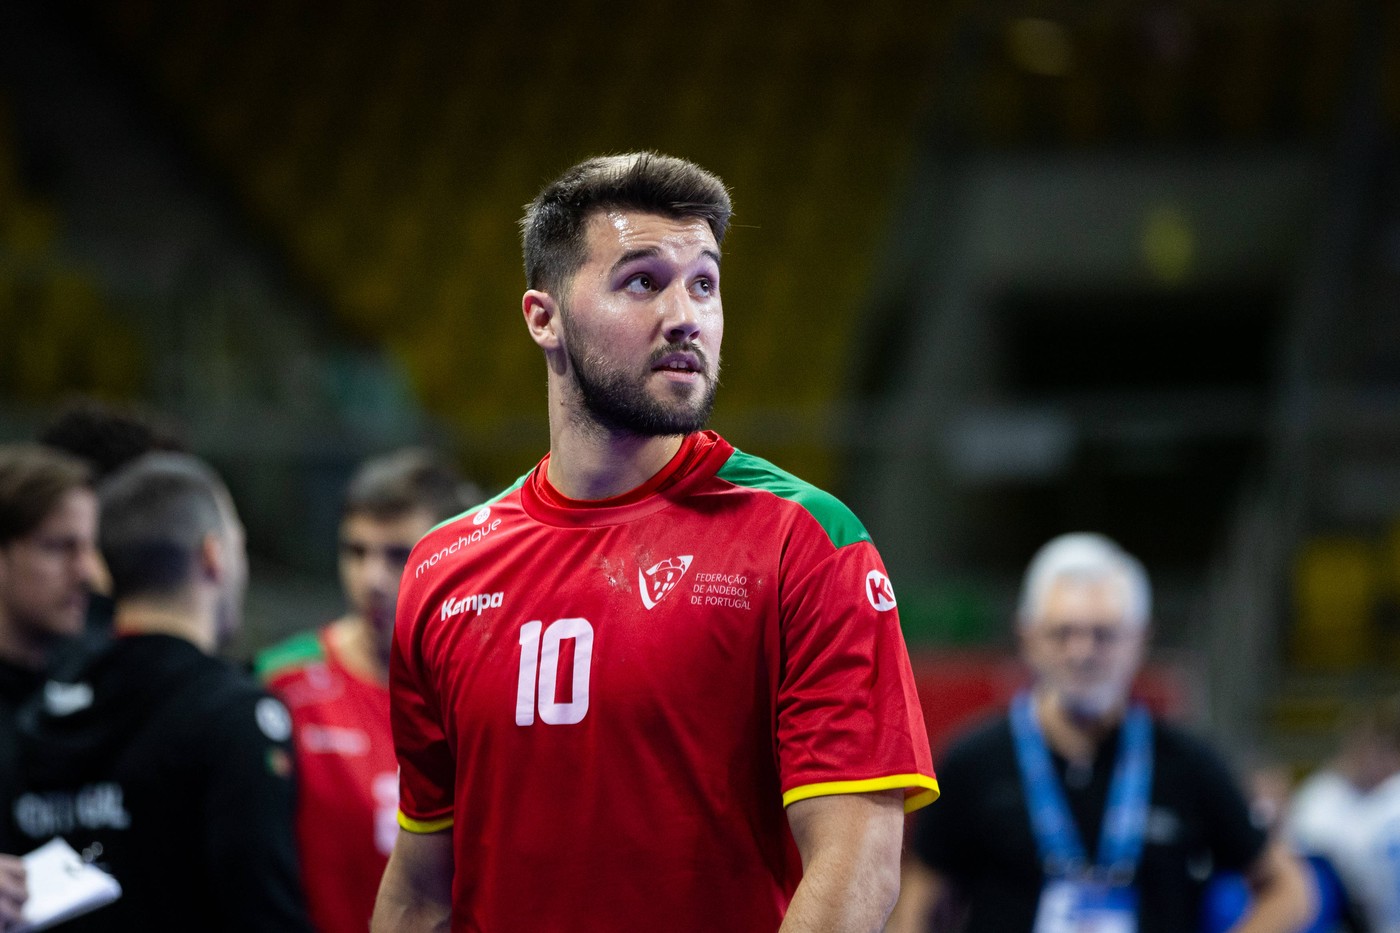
865,570 -> 897,612
441,591 -> 504,621
639,555 -> 693,610
416,515 -> 503,577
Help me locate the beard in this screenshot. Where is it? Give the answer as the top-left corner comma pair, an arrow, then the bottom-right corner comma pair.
1057,675 -> 1132,722
564,330 -> 719,438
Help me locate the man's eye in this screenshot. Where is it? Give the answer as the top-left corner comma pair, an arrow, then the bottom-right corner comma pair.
339,542 -> 368,560
624,274 -> 654,293
385,547 -> 413,567
693,278 -> 714,296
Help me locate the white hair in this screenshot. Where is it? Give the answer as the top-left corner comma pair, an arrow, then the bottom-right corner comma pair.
1016,532 -> 1151,630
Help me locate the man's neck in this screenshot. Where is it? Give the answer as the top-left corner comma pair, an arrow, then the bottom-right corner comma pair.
113,597 -> 213,654
545,416 -> 684,501
1034,690 -> 1124,763
329,615 -> 387,685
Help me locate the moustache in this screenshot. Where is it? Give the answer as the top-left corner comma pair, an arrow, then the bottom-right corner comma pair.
648,342 -> 710,371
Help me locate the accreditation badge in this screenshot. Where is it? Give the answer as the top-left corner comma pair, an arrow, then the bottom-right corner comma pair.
1032,879 -> 1138,933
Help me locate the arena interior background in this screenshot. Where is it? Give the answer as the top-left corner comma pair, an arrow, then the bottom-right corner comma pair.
1,0 -> 1398,771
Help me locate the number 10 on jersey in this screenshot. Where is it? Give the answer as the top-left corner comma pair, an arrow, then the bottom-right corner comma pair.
516,618 -> 594,726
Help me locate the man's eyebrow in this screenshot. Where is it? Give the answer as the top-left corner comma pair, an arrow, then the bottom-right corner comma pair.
609,247 -> 723,275
610,247 -> 659,274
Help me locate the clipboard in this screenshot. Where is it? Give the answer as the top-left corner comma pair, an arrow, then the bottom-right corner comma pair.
14,838 -> 121,932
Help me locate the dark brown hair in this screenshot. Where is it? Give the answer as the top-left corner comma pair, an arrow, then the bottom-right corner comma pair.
520,152 -> 733,294
0,443 -> 93,546
39,396 -> 185,479
342,448 -> 478,525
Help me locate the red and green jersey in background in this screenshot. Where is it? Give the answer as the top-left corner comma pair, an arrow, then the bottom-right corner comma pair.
392,430 -> 938,932
258,628 -> 397,933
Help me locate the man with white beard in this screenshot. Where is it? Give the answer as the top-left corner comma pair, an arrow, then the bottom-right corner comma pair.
889,532 -> 1313,933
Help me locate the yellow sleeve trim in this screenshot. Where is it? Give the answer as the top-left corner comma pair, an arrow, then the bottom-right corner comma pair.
397,811 -> 453,834
783,774 -> 941,814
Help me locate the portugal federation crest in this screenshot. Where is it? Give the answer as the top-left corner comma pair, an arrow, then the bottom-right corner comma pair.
639,555 -> 694,610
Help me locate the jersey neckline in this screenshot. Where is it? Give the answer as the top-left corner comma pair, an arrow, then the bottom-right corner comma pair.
521,431 -> 733,527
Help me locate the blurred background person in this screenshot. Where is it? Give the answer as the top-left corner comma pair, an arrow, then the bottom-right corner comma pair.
10,452 -> 311,932
257,447 -> 476,933
0,443 -> 98,693
889,533 -> 1313,933
1342,732 -> 1400,933
1288,695 -> 1400,868
0,441 -> 97,925
1283,695 -> 1400,933
0,443 -> 99,853
37,396 -> 187,639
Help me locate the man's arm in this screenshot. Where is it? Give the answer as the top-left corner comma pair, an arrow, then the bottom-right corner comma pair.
371,828 -> 453,933
780,789 -> 905,933
202,693 -> 312,932
1230,839 -> 1314,933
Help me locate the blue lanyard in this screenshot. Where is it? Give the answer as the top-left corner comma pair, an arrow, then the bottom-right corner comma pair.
1010,691 -> 1153,883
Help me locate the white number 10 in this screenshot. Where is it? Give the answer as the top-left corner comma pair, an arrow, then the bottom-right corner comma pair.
516,618 -> 593,726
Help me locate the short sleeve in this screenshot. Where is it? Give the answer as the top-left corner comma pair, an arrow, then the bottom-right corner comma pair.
775,535 -> 937,813
390,594 -> 455,833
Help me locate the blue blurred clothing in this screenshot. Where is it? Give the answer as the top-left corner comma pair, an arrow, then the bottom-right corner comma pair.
1200,856 -> 1349,933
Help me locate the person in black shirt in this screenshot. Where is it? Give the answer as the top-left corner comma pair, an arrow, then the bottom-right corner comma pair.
11,452 -> 312,932
889,533 -> 1313,933
0,443 -> 100,924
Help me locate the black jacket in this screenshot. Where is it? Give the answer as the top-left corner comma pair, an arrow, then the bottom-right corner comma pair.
11,634 -> 312,932
0,657 -> 43,854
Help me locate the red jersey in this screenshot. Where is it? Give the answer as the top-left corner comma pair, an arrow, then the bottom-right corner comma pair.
392,431 -> 937,932
258,627 -> 398,933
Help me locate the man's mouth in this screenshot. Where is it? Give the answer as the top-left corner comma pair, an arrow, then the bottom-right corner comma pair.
651,349 -> 704,376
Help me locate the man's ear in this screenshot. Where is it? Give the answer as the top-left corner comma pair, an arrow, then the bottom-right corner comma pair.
523,289 -> 563,351
198,532 -> 224,584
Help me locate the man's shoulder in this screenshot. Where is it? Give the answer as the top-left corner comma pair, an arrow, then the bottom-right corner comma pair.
254,629 -> 327,683
181,661 -> 291,747
713,446 -> 871,549
421,472 -> 532,540
1147,716 -> 1254,794
406,473 -> 532,578
1150,716 -> 1229,762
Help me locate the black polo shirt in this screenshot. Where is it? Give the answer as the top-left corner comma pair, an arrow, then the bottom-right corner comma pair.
913,712 -> 1267,933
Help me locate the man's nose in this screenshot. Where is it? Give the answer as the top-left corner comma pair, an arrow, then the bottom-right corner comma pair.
81,547 -> 110,595
659,283 -> 702,344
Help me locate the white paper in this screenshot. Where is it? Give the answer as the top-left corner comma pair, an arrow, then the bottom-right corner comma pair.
14,838 -> 121,932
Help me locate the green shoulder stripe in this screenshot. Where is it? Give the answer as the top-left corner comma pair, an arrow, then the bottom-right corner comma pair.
254,630 -> 325,681
716,449 -> 872,549
426,471 -> 531,536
